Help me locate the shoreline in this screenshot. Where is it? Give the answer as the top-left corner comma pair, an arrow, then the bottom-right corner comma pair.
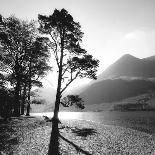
0,116 -> 155,154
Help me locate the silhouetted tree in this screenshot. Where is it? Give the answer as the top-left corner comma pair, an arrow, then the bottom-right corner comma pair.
38,8 -> 99,121
61,95 -> 85,109
25,37 -> 51,116
0,73 -> 14,117
0,15 -> 51,116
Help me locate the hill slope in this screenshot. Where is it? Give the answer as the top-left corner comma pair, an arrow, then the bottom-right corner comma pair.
75,54 -> 155,106
98,54 -> 155,80
79,78 -> 155,105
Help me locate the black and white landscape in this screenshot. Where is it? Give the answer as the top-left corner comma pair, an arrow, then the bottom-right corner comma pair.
0,0 -> 155,154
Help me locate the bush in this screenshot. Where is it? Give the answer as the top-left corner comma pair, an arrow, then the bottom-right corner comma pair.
31,99 -> 46,105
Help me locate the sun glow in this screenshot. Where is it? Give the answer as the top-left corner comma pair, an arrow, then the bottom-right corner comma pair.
31,112 -> 82,120
59,112 -> 82,120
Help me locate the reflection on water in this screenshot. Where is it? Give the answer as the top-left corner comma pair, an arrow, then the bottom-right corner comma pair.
31,111 -> 155,136
31,111 -> 155,123
31,112 -> 83,120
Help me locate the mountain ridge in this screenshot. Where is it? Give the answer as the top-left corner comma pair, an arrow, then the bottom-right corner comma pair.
98,54 -> 155,80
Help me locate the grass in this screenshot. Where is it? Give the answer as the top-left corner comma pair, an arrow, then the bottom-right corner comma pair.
0,115 -> 155,155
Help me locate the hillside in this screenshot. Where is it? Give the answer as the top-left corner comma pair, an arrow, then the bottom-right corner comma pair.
31,54 -> 155,112
79,78 -> 155,105
32,87 -> 56,103
98,54 -> 155,80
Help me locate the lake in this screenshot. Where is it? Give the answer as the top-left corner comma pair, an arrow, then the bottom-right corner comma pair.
31,111 -> 155,122
31,111 -> 155,136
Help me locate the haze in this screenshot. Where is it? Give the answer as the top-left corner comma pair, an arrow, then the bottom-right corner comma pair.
1,0 -> 155,88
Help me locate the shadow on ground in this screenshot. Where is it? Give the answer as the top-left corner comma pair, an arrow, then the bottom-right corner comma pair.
48,121 -> 97,155
0,120 -> 19,154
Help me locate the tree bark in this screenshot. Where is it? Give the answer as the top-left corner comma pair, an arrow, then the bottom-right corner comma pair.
26,84 -> 31,116
26,81 -> 31,116
26,60 -> 32,116
21,83 -> 27,115
48,119 -> 59,155
53,31 -> 64,121
19,87 -> 23,115
13,78 -> 20,117
53,62 -> 62,121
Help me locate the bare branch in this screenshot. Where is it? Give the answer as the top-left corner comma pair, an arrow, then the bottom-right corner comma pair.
50,33 -> 60,68
62,64 -> 70,77
60,71 -> 80,94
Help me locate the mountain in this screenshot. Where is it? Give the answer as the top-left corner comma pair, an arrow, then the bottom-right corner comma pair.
79,78 -> 155,105
98,54 -> 155,80
32,54 -> 155,112
143,55 -> 155,61
76,54 -> 155,106
32,87 -> 56,104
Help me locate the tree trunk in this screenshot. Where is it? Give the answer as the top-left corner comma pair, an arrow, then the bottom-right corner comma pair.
13,78 -> 20,117
26,101 -> 30,116
19,87 -> 24,115
48,119 -> 59,155
26,60 -> 32,116
53,32 -> 64,121
21,83 -> 27,115
26,84 -> 31,116
53,89 -> 61,120
53,62 -> 63,121
26,80 -> 31,116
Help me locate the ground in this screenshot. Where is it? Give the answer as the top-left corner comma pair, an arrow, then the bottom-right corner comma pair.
0,116 -> 155,155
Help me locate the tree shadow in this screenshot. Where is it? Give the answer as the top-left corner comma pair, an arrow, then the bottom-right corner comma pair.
48,120 -> 60,155
48,122 -> 96,155
59,134 -> 92,155
0,123 -> 19,153
71,127 -> 97,138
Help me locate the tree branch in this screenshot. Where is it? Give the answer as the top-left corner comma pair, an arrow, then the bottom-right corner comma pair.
60,71 -> 80,94
62,64 -> 70,77
50,33 -> 60,68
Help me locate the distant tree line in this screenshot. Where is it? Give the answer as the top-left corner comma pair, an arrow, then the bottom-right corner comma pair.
0,15 -> 51,117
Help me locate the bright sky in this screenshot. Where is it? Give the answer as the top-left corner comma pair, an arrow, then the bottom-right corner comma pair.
1,0 -> 155,88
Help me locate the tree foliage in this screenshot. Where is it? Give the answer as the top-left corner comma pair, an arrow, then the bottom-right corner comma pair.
61,95 -> 85,109
0,15 -> 51,116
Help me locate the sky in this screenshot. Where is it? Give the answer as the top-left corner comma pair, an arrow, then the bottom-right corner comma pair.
1,0 -> 155,88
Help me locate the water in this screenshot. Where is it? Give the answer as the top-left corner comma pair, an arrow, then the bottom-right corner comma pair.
31,112 -> 83,120
31,111 -> 155,123
31,111 -> 155,136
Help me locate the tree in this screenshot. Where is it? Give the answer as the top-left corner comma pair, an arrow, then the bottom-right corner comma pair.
0,73 -> 14,117
61,95 -> 85,109
0,15 -> 51,116
38,8 -> 99,121
24,37 -> 51,116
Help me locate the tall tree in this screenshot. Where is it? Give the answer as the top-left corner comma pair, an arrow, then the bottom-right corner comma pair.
0,15 -> 51,116
0,16 -> 26,116
25,37 -> 51,116
38,9 -> 99,121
